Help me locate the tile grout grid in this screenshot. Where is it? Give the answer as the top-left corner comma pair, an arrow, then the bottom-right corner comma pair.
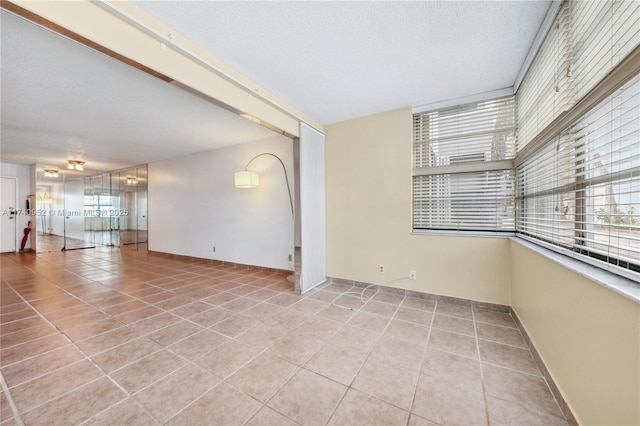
1,247 -> 568,425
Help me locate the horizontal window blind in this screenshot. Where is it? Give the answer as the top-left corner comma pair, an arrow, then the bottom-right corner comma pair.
413,96 -> 516,231
414,96 -> 516,168
414,171 -> 515,231
517,73 -> 640,273
517,3 -> 571,151
569,0 -> 640,104
517,0 -> 640,152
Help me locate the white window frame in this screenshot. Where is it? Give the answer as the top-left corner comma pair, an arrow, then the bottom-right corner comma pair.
412,95 -> 517,234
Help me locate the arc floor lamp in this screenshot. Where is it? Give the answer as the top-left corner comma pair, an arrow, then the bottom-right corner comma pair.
234,153 -> 294,217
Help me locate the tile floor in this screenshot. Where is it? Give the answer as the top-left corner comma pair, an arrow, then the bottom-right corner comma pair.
0,247 -> 568,425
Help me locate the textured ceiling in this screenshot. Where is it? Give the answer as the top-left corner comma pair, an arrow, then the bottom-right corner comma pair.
1,1 -> 550,172
0,11 -> 287,172
133,0 -> 551,124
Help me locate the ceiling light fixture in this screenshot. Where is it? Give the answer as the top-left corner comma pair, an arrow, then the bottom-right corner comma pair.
126,176 -> 138,185
67,160 -> 85,171
43,169 -> 59,178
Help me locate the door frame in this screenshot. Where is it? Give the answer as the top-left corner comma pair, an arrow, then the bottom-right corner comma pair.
1,176 -> 19,253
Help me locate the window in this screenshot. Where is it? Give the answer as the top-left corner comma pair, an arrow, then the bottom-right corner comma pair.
517,3 -> 572,151
568,0 -> 640,106
411,0 -> 639,280
517,73 -> 640,275
514,0 -> 640,279
412,96 -> 516,232
517,0 -> 640,152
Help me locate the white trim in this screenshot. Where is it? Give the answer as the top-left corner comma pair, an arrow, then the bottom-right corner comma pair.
514,0 -> 564,93
412,87 -> 513,114
94,0 -> 324,136
412,229 -> 515,238
412,160 -> 514,176
512,236 -> 640,304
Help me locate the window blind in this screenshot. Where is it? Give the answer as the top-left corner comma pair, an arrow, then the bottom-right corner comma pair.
517,0 -> 640,153
517,73 -> 640,274
413,96 -> 516,231
569,0 -> 640,104
414,171 -> 515,231
517,3 -> 571,152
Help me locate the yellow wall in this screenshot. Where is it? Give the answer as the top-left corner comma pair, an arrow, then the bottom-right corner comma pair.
326,107 -> 512,305
326,107 -> 640,424
511,241 -> 640,426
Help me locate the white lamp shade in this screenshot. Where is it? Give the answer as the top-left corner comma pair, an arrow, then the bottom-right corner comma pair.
234,171 -> 260,188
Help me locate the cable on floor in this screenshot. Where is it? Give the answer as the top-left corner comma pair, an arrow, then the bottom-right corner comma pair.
331,275 -> 411,310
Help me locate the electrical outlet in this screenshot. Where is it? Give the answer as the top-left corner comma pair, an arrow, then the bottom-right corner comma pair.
212,246 -> 216,252
410,270 -> 417,280
379,264 -> 385,273
288,254 -> 293,262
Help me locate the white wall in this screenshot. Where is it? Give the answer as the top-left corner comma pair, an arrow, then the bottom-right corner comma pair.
148,136 -> 294,270
1,162 -> 33,251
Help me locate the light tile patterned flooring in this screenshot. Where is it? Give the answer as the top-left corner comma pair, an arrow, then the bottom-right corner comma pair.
0,248 -> 568,425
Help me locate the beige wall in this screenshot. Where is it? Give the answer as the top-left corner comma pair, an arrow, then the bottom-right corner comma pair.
511,241 -> 640,426
326,107 -> 512,305
326,106 -> 640,424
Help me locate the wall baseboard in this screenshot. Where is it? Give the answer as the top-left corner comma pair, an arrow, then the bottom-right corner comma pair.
327,276 -> 510,312
147,249 -> 293,275
511,309 -> 578,426
326,275 -> 576,424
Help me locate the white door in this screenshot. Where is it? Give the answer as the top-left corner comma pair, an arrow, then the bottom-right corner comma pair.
1,177 -> 17,252
299,123 -> 327,293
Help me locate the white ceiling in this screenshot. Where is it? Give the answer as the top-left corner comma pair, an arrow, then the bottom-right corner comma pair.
132,0 -> 551,124
1,1 -> 551,172
0,10 -> 287,172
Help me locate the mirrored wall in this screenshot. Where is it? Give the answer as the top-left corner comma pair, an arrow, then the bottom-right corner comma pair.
35,164 -> 148,252
111,165 -> 148,249
35,167 -> 95,251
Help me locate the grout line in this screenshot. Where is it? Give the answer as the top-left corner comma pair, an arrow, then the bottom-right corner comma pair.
510,308 -> 575,424
253,286 -> 376,425
406,299 -> 437,426
2,282 -> 163,425
5,251 -> 538,426
475,336 -> 530,350
318,286 -> 383,423
150,296 -> 309,423
472,305 -> 492,426
77,397 -> 155,426
0,370 -> 25,426
16,376 -> 111,418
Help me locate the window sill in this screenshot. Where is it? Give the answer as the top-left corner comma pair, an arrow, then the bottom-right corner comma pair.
511,237 -> 640,304
412,229 -> 515,238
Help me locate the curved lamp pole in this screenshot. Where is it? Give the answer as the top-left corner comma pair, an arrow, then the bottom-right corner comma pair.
235,153 -> 294,218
